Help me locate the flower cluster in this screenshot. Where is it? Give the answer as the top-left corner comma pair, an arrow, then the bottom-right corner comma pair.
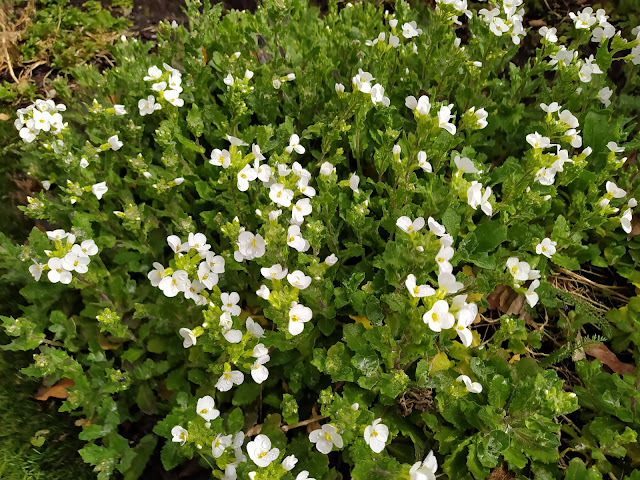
352,69 -> 390,106
478,0 -> 526,45
28,230 -> 99,284
15,99 -> 67,143
148,233 -> 223,303
141,63 -> 185,110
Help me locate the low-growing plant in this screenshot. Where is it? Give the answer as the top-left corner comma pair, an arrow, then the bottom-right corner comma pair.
1,0 -> 640,479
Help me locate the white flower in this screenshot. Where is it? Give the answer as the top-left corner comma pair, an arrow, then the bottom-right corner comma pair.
251,355 -> 270,384
188,232 -> 211,254
166,234 -> 188,253
370,83 -> 390,106
578,56 -> 603,83
536,238 -> 557,258
435,245 -> 454,273
320,162 -> 336,176
525,279 -> 540,307
417,151 -> 432,172
335,82 -> 345,93
210,148 -> 231,168
113,104 -> 126,116
107,135 -> 123,151
558,109 -> 579,129
198,263 -> 218,289
261,264 -> 288,280
247,434 -> 280,468
287,225 -> 310,252
29,262 -> 44,281
269,183 -> 294,207
91,182 -> 108,200
309,424 -> 343,454
454,155 -> 480,174
272,78 -> 282,89
468,107 -> 488,129
402,22 -> 421,38
287,270 -> 312,289
144,66 -> 162,81
223,74 -> 234,86
292,198 -> 313,224
138,95 -> 161,115
540,102 -> 562,113
526,132 -> 551,149
396,216 -> 425,233
569,7 -> 597,29
246,317 -> 265,338
349,173 -> 360,193
621,208 -> 633,234
467,181 -> 492,216
62,252 -> 90,274
77,239 -> 98,256
506,257 -> 531,282
606,180 -> 626,199
457,374 -> 483,393
405,95 -> 431,116
256,285 -> 271,300
296,472 -> 316,480
539,26 -> 558,42
212,434 -> 233,458
47,257 -> 72,284
352,69 -> 374,93
237,164 -> 258,191
410,450 -> 438,480
288,302 -> 312,335
607,142 -> 624,153
216,369 -> 244,392
196,396 -> 220,422
364,418 -> 389,453
454,302 -> 476,347
423,300 -> 455,332
427,217 -> 446,237
406,274 -> 435,298
220,311 -> 242,343
286,134 -> 305,154
221,292 -> 242,316
159,270 -> 188,297
325,253 -> 338,266
235,231 -> 266,261
437,104 -> 456,134
171,426 -> 188,446
282,455 -> 298,471
438,272 -> 463,294
178,328 -> 197,348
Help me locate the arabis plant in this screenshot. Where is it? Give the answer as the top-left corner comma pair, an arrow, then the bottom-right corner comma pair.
2,0 -> 640,479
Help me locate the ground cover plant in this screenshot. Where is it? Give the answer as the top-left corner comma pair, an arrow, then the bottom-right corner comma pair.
1,0 -> 640,479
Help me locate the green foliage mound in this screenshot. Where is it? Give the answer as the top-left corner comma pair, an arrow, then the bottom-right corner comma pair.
1,0 -> 640,479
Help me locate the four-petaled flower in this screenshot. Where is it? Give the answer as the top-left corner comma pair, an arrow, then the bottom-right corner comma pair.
247,434 -> 280,467
364,418 -> 389,453
196,395 -> 220,422
288,302 -> 313,335
423,300 -> 455,332
309,424 -> 343,454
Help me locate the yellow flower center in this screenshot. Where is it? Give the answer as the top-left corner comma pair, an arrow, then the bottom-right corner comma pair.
432,313 -> 438,322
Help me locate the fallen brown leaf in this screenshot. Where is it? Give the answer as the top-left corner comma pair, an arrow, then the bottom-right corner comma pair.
586,343 -> 636,376
0,113 -> 10,121
487,284 -> 533,323
34,378 -> 75,401
627,213 -> 640,240
528,19 -> 547,27
489,464 -> 515,480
